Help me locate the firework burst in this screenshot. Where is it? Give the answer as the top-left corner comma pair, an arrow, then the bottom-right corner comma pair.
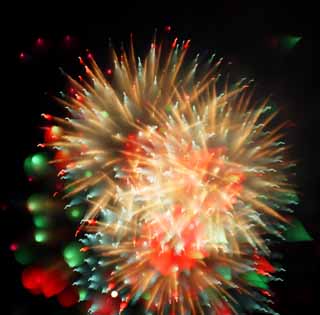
40,37 -> 297,315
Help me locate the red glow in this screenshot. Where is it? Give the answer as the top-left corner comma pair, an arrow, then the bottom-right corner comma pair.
65,35 -> 71,42
44,126 -> 63,143
10,243 -> 19,251
87,53 -> 93,59
165,25 -> 171,32
58,286 -> 79,307
36,37 -> 44,46
22,266 -> 45,290
19,52 -> 25,59
106,68 -> 112,75
54,150 -> 71,169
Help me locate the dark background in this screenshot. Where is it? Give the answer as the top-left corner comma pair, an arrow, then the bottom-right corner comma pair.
2,1 -> 319,315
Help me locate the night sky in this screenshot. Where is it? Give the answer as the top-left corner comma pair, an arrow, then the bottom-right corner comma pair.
2,2 -> 319,315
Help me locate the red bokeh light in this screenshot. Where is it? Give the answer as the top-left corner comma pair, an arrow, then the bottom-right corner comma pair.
36,37 -> 44,46
58,286 -> 79,307
22,266 -> 46,290
44,126 -> 62,143
54,150 -> 71,170
10,243 -> 19,251
42,269 -> 68,297
22,266 -> 68,298
91,295 -> 120,315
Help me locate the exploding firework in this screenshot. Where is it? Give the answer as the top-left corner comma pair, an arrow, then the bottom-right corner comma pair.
21,36 -> 304,315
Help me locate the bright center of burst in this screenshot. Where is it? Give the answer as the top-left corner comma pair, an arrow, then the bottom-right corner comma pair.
120,129 -> 245,274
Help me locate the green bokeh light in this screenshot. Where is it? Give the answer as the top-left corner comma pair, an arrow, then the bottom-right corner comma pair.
165,104 -> 172,113
51,125 -> 62,136
101,111 -> 109,118
27,194 -> 46,212
142,291 -> 151,300
281,36 -> 302,50
24,153 -> 50,176
33,215 -> 50,228
27,194 -> 52,213
79,288 -> 88,301
84,170 -> 93,178
68,207 -> 84,221
14,245 -> 35,265
34,230 -> 49,243
63,242 -> 85,268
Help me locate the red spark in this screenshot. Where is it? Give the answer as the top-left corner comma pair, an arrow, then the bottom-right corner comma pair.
80,246 -> 90,252
41,113 -> 53,120
183,39 -> 191,49
172,38 -> 178,48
